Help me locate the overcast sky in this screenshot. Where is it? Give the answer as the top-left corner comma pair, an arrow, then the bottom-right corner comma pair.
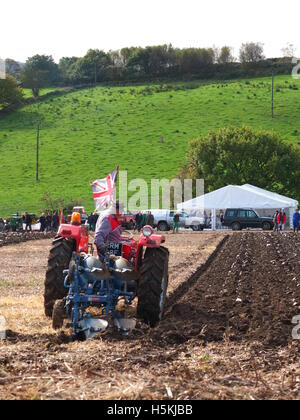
1,0 -> 299,62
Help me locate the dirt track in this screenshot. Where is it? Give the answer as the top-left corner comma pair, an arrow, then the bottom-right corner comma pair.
0,231 -> 300,400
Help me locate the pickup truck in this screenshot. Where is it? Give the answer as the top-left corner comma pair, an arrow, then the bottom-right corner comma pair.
151,209 -> 207,231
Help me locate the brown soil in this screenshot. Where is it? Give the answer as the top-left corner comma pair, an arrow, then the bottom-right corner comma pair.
0,231 -> 300,400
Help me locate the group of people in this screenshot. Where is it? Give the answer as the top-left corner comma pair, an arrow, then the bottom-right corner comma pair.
272,208 -> 300,232
37,212 -> 59,232
134,211 -> 154,232
22,212 -> 59,232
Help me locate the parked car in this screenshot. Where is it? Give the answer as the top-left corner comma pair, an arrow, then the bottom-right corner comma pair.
151,209 -> 207,231
222,208 -> 274,231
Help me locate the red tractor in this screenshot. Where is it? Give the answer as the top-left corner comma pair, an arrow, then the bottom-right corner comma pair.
115,212 -> 135,230
44,219 -> 169,335
67,206 -> 88,224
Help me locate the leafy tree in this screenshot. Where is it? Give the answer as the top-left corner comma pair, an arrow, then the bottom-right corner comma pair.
75,49 -> 111,83
281,43 -> 296,58
177,48 -> 215,75
147,45 -> 175,75
21,55 -> 59,97
120,47 -> 139,66
126,45 -> 176,76
5,59 -> 22,79
58,56 -> 79,84
127,47 -> 152,74
108,50 -> 123,67
239,43 -> 265,63
41,191 -> 83,213
0,74 -> 23,110
181,126 -> 300,199
217,46 -> 235,64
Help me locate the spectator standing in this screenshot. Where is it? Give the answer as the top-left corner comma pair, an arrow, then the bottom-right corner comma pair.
52,212 -> 59,231
24,212 -> 32,232
273,210 -> 279,232
135,211 -> 143,232
46,213 -> 53,232
173,212 -> 180,233
39,213 -> 46,232
277,209 -> 286,232
141,212 -> 147,228
88,213 -> 96,231
146,211 -> 154,227
220,210 -> 224,224
293,209 -> 300,232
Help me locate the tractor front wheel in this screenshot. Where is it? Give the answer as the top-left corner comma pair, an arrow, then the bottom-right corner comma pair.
44,237 -> 75,317
137,246 -> 169,327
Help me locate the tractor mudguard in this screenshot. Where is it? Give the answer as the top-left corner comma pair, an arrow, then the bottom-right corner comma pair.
138,234 -> 166,248
135,230 -> 166,271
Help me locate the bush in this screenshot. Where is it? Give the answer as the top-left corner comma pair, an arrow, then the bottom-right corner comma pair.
181,126 -> 300,200
0,75 -> 23,110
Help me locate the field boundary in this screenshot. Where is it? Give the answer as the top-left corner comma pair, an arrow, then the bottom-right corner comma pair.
0,232 -> 55,248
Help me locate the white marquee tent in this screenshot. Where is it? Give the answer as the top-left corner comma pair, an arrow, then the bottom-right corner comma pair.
177,184 -> 298,230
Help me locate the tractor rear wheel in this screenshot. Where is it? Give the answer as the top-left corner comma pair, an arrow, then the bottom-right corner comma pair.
44,237 -> 75,317
137,246 -> 169,327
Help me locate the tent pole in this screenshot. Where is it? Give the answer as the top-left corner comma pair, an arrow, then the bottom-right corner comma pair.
290,207 -> 294,229
212,208 -> 216,231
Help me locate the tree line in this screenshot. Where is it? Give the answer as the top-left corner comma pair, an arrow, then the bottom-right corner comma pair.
0,42 -> 295,109
180,126 -> 300,201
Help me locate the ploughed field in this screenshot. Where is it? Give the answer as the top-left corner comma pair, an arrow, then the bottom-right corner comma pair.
0,231 -> 299,400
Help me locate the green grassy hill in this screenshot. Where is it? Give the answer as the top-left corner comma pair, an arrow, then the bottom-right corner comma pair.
0,75 -> 299,216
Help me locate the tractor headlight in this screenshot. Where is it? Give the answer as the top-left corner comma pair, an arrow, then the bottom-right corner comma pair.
142,226 -> 153,237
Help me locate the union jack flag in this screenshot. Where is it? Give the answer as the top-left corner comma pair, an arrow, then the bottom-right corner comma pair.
90,167 -> 119,211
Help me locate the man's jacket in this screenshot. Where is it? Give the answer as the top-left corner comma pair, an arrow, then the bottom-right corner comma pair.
95,211 -> 122,253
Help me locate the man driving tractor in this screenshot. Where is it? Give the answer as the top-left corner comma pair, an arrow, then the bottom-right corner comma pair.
94,201 -> 122,259
44,169 -> 169,336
